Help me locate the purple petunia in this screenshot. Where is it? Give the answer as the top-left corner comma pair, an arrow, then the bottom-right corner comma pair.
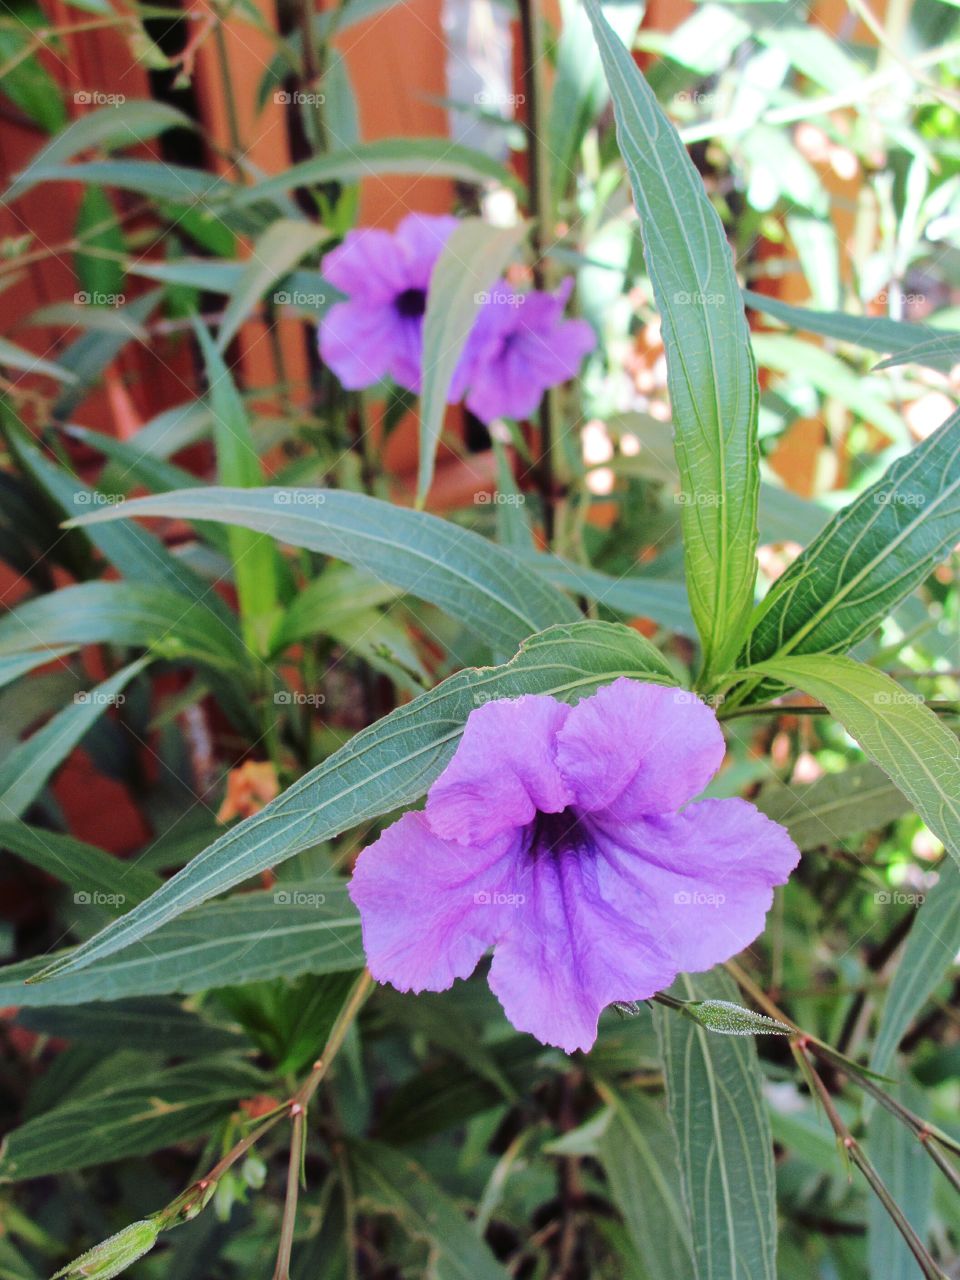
349,679 -> 800,1053
318,214 -> 595,420
461,279 -> 596,425
320,213 -> 458,394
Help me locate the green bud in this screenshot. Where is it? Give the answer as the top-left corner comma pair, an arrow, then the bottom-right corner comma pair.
682,999 -> 792,1037
51,1219 -> 159,1280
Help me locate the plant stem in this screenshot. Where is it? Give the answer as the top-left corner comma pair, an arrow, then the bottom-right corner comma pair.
517,0 -> 557,545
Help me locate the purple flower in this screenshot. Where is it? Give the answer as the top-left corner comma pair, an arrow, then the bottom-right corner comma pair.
319,213 -> 458,394
349,679 -> 800,1053
460,278 -> 596,424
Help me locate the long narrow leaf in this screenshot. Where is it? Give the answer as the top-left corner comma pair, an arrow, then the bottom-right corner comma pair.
585,0 -> 760,679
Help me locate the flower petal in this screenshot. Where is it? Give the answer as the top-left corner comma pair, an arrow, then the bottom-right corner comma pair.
349,812 -> 520,993
323,229 -> 408,301
395,213 -> 459,282
487,840 -> 675,1053
319,300 -> 400,389
594,797 -> 801,973
425,695 -> 573,845
556,678 -> 725,817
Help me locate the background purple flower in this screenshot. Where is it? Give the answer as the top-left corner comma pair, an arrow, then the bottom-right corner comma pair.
349,679 -> 800,1053
319,213 -> 457,394
461,278 -> 596,424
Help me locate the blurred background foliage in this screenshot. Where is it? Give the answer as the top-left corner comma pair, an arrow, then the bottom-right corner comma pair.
0,0 -> 958,1275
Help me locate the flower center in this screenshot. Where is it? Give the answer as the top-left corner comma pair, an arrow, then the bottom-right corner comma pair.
395,287 -> 427,319
528,806 -> 593,859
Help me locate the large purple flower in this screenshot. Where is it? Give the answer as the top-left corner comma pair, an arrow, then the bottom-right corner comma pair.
319,213 -> 457,394
461,278 -> 596,424
349,679 -> 800,1053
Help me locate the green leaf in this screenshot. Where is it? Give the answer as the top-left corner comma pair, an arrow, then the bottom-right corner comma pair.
867,1078 -> 934,1280
753,656 -> 960,869
11,440 -> 219,619
194,326 -> 280,655
745,406 -> 960,666
73,186 -> 125,304
5,102 -> 195,201
585,0 -> 760,680
871,859 -> 960,1076
0,337 -> 76,383
0,882 -> 362,1007
15,998 -> 243,1055
0,646 -> 77,691
215,218 -> 330,352
743,289 -> 951,368
345,1139 -> 511,1280
0,821 -> 161,909
875,332 -> 960,371
756,761 -> 912,851
654,969 -> 778,1280
0,581 -> 246,673
750,333 -> 906,441
66,485 -> 580,653
418,218 -> 527,502
14,159 -> 234,203
222,139 -> 518,212
30,620 -> 675,983
0,1057 -> 263,1181
521,553 -> 695,637
596,1086 -> 695,1280
0,658 -> 148,819
52,289 -> 163,418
